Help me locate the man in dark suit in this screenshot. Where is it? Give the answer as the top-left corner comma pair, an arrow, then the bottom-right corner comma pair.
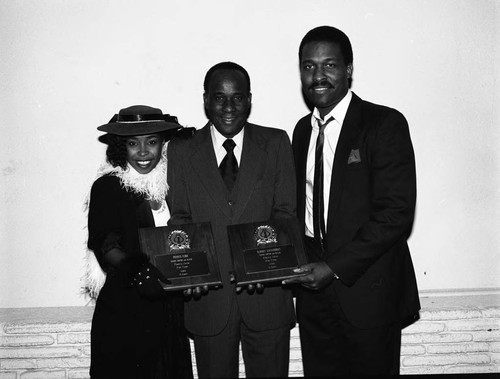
168,61 -> 296,378
284,26 -> 420,375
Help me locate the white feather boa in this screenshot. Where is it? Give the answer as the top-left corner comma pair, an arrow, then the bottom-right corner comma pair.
82,142 -> 169,300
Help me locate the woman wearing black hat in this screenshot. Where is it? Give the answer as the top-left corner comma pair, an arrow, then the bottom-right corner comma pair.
86,105 -> 193,379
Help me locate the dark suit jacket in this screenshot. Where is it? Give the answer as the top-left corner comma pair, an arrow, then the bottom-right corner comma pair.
292,92 -> 420,329
168,122 -> 296,336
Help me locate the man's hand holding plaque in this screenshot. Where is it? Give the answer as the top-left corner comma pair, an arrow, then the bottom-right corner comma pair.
227,218 -> 308,287
183,285 -> 209,300
282,262 -> 334,291
230,271 -> 265,294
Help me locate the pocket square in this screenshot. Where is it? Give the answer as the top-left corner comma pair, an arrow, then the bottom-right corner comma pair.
347,149 -> 361,164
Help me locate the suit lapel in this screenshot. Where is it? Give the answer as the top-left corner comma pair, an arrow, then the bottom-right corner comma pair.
189,123 -> 234,219
231,123 -> 266,221
328,93 -> 364,224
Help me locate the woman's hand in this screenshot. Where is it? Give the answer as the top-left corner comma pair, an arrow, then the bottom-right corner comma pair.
132,263 -> 170,300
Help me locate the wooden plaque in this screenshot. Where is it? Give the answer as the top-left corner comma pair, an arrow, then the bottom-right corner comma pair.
227,218 -> 308,286
139,222 -> 222,291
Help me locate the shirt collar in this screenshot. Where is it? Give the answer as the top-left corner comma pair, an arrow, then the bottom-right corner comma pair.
312,89 -> 352,127
210,122 -> 245,149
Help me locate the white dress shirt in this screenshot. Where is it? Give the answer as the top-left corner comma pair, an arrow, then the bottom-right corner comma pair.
210,123 -> 244,166
152,200 -> 170,227
305,90 -> 352,238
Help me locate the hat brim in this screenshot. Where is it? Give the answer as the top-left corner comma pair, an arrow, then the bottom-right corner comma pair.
97,121 -> 181,136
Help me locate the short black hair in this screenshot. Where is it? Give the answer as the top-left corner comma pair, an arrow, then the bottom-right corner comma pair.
203,61 -> 251,93
299,26 -> 353,66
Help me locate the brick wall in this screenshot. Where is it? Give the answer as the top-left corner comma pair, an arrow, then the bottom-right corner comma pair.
399,293 -> 500,375
0,307 -> 93,379
1,294 -> 499,378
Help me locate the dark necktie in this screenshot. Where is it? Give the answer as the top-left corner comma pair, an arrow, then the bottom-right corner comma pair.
219,139 -> 238,191
312,117 -> 334,250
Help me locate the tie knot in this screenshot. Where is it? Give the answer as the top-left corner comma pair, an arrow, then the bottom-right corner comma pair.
223,139 -> 236,152
318,117 -> 334,133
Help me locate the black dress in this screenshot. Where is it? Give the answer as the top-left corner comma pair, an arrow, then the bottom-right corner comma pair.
87,175 -> 192,379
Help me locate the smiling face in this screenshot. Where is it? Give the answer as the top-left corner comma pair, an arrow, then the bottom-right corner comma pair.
125,133 -> 163,174
203,69 -> 252,138
300,41 -> 352,117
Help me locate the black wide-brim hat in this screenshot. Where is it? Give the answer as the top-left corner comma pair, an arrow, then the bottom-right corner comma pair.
97,105 -> 182,136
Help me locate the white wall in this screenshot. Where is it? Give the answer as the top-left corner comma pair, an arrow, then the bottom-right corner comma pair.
1,0 -> 499,308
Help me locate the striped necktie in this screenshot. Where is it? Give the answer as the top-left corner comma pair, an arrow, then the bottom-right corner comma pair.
312,117 -> 334,251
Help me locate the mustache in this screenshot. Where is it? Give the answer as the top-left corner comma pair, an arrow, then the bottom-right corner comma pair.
309,80 -> 333,90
